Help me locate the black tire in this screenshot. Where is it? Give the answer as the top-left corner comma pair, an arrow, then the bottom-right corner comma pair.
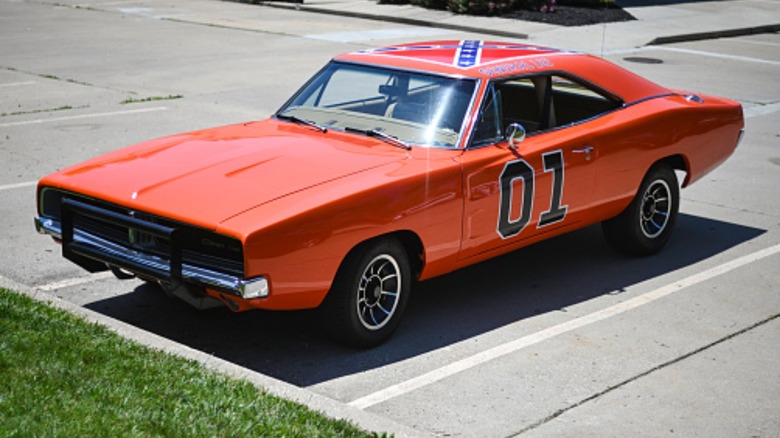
602,165 -> 680,256
318,237 -> 411,348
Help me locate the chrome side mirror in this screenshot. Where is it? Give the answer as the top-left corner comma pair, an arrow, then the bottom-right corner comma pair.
505,123 -> 526,150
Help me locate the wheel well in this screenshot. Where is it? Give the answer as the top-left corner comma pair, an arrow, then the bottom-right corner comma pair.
653,154 -> 689,185
393,231 -> 425,278
344,231 -> 424,280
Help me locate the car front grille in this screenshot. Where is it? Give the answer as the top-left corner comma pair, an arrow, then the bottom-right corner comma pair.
40,190 -> 244,280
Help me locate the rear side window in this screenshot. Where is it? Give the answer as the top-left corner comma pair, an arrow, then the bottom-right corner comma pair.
549,76 -> 621,126
470,74 -> 621,146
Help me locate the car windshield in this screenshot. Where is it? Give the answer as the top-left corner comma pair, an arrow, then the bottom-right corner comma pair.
276,62 -> 478,149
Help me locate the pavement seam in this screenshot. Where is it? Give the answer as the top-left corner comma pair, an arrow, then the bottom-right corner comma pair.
161,17 -> 299,38
0,65 -> 137,95
0,106 -> 169,128
348,243 -> 780,410
509,312 -> 780,436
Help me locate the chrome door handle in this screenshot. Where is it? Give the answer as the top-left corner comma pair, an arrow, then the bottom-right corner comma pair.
573,146 -> 594,160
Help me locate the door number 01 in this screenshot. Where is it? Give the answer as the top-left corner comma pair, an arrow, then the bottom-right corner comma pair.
497,150 -> 568,239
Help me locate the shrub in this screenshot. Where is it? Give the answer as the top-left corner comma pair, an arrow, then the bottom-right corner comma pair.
414,0 -> 450,9
377,0 -> 614,14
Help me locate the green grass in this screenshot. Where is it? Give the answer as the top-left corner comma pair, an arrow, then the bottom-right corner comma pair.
120,95 -> 183,105
0,288 -> 377,437
0,105 -> 89,117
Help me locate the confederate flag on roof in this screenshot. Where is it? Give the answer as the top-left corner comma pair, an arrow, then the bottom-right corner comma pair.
357,40 -> 562,69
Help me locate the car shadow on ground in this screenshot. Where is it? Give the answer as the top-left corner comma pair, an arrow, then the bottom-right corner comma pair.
85,213 -> 764,387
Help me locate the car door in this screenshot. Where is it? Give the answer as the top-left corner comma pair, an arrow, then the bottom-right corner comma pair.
458,75 -> 621,261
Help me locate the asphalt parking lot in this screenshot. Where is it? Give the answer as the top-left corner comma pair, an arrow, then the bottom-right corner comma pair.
1,0 -> 779,436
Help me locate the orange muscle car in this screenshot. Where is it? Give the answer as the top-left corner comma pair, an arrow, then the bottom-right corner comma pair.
36,41 -> 744,347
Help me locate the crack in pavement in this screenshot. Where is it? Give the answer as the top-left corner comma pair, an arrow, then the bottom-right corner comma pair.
510,312 -> 780,436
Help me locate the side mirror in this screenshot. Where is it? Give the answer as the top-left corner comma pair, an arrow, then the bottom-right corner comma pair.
505,123 -> 526,150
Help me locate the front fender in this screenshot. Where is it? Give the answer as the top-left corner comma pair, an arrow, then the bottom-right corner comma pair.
217,154 -> 463,310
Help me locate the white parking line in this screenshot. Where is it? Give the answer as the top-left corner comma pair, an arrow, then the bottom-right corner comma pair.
654,46 -> 780,67
745,101 -> 780,118
37,271 -> 116,292
606,46 -> 780,67
0,181 -> 37,191
349,243 -> 780,410
0,81 -> 36,88
0,106 -> 168,128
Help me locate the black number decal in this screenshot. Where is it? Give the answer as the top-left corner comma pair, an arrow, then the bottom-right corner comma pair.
497,150 -> 568,239
539,151 -> 568,227
498,160 -> 534,239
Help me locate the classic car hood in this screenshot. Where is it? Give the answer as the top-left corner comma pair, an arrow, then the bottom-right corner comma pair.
46,120 -> 407,229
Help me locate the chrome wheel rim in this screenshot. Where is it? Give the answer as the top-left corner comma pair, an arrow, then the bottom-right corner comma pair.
640,179 -> 672,239
356,254 -> 401,331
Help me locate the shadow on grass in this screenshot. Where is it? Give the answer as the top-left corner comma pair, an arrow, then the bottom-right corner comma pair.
85,213 -> 764,387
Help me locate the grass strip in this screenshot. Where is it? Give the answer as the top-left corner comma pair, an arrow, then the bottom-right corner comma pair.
0,288 -> 378,437
1,105 -> 89,118
120,95 -> 183,104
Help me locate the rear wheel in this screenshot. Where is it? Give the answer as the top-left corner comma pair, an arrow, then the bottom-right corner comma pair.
602,165 -> 679,256
319,237 -> 411,348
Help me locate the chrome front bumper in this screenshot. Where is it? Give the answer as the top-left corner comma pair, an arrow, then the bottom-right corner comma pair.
35,215 -> 268,300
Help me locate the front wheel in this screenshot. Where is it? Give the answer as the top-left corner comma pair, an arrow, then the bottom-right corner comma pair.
602,165 -> 680,256
318,238 -> 411,348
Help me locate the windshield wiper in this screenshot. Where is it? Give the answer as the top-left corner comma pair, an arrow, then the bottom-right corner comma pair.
344,127 -> 411,151
275,114 -> 327,133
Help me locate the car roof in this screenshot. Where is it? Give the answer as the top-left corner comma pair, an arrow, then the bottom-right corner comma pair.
336,40 -> 565,76
335,40 -> 669,103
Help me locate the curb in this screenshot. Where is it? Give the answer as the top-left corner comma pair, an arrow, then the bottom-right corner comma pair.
230,0 -> 529,39
0,274 -> 425,438
230,0 -> 780,48
648,23 -> 780,46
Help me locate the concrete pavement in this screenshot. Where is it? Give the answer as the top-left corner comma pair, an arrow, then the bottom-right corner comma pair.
3,0 -> 779,436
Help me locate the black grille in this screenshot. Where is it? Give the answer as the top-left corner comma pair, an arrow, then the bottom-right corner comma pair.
47,190 -> 244,278
73,211 -> 172,258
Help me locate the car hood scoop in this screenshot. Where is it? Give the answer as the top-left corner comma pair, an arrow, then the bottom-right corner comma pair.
51,120 -> 405,229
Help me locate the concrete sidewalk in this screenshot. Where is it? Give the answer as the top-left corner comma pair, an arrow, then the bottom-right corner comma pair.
251,0 -> 780,52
